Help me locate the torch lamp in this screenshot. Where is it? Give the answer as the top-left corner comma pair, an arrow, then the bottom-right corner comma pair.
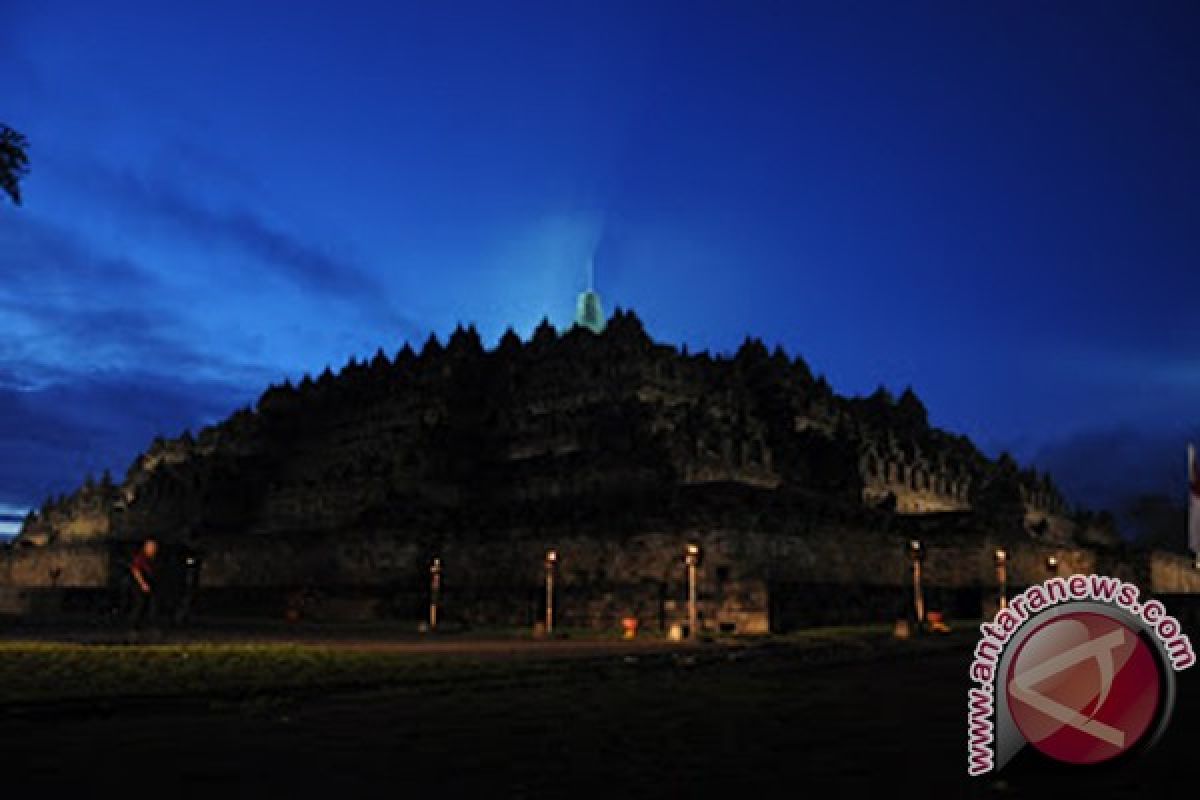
429,557 -> 442,631
1045,555 -> 1059,577
685,543 -> 702,639
994,548 -> 1008,611
909,539 -> 926,624
544,549 -> 558,635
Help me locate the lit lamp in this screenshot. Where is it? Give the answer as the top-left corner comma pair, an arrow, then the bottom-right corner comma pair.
1045,555 -> 1059,576
429,557 -> 442,631
909,539 -> 925,624
994,549 -> 1008,611
544,549 -> 558,635
685,543 -> 702,639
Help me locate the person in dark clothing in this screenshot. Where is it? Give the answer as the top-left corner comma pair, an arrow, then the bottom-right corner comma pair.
127,538 -> 158,629
174,546 -> 202,625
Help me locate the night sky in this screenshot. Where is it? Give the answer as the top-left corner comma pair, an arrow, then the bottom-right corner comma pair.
2,1 -> 1198,535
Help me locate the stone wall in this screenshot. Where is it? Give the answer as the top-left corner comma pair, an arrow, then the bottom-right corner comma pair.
0,544 -> 110,588
0,529 -> 1190,632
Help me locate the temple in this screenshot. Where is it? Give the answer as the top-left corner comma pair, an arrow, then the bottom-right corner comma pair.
3,309 -> 1197,630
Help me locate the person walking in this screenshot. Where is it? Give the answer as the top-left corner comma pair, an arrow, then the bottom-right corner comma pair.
127,538 -> 159,631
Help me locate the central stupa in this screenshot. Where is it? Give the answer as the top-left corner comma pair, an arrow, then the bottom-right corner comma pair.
574,257 -> 605,334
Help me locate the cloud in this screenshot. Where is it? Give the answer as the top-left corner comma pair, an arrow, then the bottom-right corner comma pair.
0,211 -> 275,514
0,212 -> 269,386
0,162 -> 429,514
0,212 -> 148,291
0,370 -> 253,511
0,195 -> 409,512
1030,423 -> 1200,515
63,159 -> 415,331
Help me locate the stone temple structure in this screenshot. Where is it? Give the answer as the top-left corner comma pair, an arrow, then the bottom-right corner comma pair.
3,308 -> 1197,630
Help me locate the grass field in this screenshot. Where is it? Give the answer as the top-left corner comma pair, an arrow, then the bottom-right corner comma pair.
0,626 -> 1193,797
0,623 -> 938,707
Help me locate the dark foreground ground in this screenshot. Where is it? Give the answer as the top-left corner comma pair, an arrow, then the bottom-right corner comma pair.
0,627 -> 1193,798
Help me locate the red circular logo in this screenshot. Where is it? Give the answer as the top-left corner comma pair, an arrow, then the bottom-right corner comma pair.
1006,611 -> 1162,765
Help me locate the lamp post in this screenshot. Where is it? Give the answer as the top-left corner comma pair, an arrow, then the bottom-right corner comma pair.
544,549 -> 558,635
1045,555 -> 1059,577
994,549 -> 1008,611
909,539 -> 925,625
429,557 -> 442,631
685,543 -> 701,638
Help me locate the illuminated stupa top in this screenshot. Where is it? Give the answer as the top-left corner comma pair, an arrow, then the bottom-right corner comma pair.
574,257 -> 605,334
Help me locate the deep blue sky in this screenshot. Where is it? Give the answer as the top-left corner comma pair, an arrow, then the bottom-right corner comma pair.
1,1 -> 1198,534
